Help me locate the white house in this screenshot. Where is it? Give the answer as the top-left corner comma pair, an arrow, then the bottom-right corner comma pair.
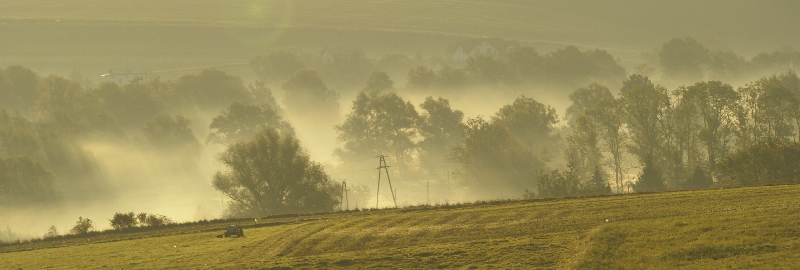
448,38 -> 520,61
101,68 -> 147,85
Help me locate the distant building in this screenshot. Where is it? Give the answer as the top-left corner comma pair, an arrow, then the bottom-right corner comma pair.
447,38 -> 520,61
101,68 -> 147,85
320,46 -> 366,64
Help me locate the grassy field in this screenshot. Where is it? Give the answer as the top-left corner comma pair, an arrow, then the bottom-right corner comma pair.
2,184 -> 799,269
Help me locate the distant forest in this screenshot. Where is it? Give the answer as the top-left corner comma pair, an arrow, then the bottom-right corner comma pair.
1,37 -> 800,218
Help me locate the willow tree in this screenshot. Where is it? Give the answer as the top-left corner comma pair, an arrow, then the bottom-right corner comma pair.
213,127 -> 340,217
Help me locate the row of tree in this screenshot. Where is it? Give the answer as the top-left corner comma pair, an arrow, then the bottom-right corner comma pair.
659,37 -> 800,82
523,71 -> 800,197
408,46 -> 626,90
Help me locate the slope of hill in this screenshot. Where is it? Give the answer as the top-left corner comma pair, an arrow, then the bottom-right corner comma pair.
2,184 -> 799,269
1,0 -> 798,75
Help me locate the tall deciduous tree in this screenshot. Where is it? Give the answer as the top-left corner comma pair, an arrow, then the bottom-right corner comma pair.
494,95 -> 560,158
777,71 -> 800,143
212,127 -> 340,217
590,94 -> 627,193
335,92 -> 419,168
172,69 -> 250,112
0,65 -> 39,114
685,81 -> 739,172
620,74 -> 670,164
659,37 -> 709,82
465,56 -> 507,86
564,114 -> 602,184
363,72 -> 394,93
737,75 -> 798,145
406,66 -> 437,90
34,75 -> 115,135
417,96 -> 464,171
206,101 -> 294,145
501,46 -> 544,85
451,117 -> 543,198
0,155 -> 61,206
281,70 -> 339,121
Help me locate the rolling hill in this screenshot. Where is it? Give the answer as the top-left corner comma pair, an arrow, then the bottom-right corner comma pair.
2,184 -> 799,269
1,0 -> 798,76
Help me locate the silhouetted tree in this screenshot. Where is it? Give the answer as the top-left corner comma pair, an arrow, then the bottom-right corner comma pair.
207,101 -> 294,145
452,117 -> 543,198
140,115 -> 201,156
684,81 -> 739,172
683,166 -> 712,189
335,91 -> 419,169
737,75 -> 798,145
43,225 -> 59,239
0,155 -> 60,206
749,46 -> 800,74
620,75 -> 670,163
716,139 -> 800,187
706,49 -> 747,81
213,127 -> 340,217
172,69 -> 250,112
465,56 -> 507,85
94,81 -> 167,131
417,96 -> 464,172
0,65 -> 39,114
34,75 -> 118,136
281,70 -> 339,121
109,212 -> 138,230
633,158 -> 665,192
69,217 -> 94,235
406,66 -> 437,90
435,66 -> 471,89
573,84 -> 627,193
659,37 -> 709,82
501,46 -> 544,85
585,166 -> 612,195
246,81 -> 281,111
564,114 -> 602,183
494,95 -> 560,157
363,72 -> 394,92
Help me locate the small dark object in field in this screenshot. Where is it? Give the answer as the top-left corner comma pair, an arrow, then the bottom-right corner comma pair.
220,224 -> 244,238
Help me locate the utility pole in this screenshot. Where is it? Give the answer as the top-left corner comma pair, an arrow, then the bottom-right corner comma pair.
342,180 -> 349,210
375,155 -> 397,208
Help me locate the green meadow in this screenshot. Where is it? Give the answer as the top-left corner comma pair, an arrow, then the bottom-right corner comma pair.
3,184 -> 799,269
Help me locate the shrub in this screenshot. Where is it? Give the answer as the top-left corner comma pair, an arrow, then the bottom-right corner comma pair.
43,225 -> 59,238
717,139 -> 800,187
136,212 -> 173,227
69,217 -> 94,235
109,212 -> 138,230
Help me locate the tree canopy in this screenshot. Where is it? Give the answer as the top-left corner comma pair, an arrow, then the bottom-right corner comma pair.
206,101 -> 294,145
213,127 -> 340,217
335,91 -> 419,167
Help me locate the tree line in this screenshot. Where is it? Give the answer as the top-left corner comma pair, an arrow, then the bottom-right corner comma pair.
3,36 -> 800,218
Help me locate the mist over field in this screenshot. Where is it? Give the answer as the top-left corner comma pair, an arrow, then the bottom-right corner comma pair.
2,0 -> 800,241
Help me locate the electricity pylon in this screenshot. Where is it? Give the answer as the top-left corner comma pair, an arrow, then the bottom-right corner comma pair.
375,155 -> 397,208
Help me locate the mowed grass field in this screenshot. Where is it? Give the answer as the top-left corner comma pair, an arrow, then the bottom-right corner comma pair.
2,184 -> 800,269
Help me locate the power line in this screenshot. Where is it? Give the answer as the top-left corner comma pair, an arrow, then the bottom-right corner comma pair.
375,155 -> 397,208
